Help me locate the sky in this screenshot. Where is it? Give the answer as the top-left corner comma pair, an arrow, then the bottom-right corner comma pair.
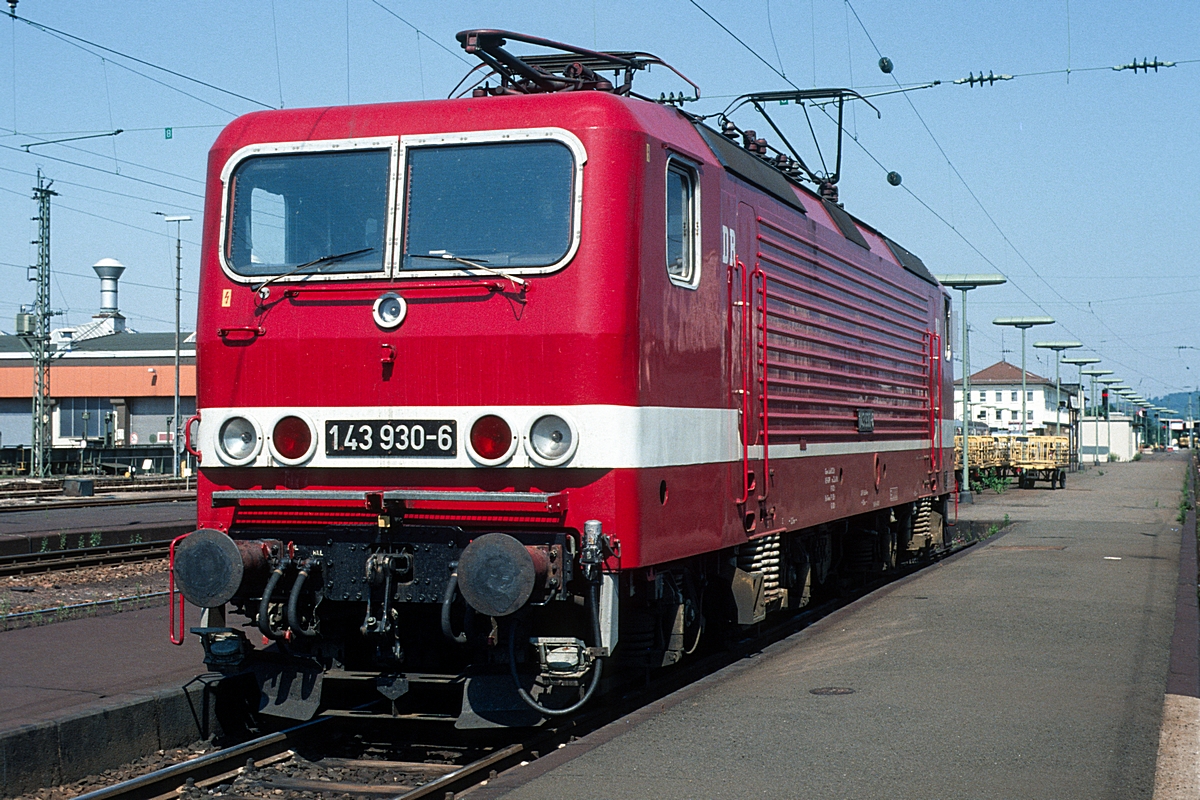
0,1 -> 1197,401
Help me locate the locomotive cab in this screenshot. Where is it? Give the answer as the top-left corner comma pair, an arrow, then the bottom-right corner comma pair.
173,30 -> 955,728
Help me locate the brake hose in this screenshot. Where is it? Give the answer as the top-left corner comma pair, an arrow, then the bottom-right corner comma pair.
509,580 -> 604,717
286,560 -> 319,637
441,572 -> 467,644
258,565 -> 287,641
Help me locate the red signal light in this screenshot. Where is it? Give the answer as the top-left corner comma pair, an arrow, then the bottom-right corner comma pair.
470,415 -> 513,461
273,416 -> 312,460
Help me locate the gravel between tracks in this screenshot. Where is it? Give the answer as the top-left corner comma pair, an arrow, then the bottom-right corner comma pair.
0,558 -> 168,625
9,742 -> 217,800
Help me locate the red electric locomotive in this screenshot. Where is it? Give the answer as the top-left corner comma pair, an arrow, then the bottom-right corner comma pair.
172,31 -> 954,727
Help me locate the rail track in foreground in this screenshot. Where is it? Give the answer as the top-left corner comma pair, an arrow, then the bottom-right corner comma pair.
68,537 -> 980,800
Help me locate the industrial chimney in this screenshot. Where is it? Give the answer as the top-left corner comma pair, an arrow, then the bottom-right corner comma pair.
74,257 -> 128,339
93,258 -> 125,313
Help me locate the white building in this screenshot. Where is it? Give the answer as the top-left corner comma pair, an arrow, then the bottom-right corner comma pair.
1079,414 -> 1139,462
953,361 -> 1076,436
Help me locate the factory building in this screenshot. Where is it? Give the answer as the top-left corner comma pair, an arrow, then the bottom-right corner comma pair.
0,260 -> 194,470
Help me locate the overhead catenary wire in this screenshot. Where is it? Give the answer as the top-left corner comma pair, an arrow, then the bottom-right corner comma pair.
367,1 -> 474,66
0,143 -> 204,199
10,12 -> 273,111
685,0 -> 1160,387
841,0 -> 1161,381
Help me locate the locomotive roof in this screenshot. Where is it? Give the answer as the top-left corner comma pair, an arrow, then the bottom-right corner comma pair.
691,118 -> 938,289
210,90 -> 941,291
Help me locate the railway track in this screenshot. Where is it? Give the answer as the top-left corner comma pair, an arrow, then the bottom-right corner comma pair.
0,478 -> 188,498
0,539 -> 171,577
0,491 -> 194,513
64,537 -> 979,800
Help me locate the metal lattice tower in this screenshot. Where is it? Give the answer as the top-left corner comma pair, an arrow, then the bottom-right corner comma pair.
24,169 -> 56,476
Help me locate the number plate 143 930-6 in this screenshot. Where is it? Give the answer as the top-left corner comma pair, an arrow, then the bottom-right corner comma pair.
326,420 -> 457,457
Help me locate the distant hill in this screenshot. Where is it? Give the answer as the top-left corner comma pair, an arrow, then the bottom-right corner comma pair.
1148,392 -> 1200,418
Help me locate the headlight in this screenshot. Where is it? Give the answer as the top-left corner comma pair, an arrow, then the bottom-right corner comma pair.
373,292 -> 407,329
527,414 -> 577,466
218,416 -> 260,464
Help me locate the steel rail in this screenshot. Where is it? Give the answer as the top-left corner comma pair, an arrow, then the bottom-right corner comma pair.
72,717 -> 331,800
0,539 -> 171,577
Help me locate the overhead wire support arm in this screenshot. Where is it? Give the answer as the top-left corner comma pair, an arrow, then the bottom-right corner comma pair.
21,129 -> 123,152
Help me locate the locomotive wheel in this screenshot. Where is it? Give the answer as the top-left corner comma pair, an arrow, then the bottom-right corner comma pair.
879,526 -> 898,571
681,570 -> 704,655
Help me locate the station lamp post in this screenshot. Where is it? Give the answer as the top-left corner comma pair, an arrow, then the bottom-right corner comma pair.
155,212 -> 192,479
1080,368 -> 1112,464
1062,355 -> 1100,470
993,316 -> 1054,435
1098,377 -> 1121,460
933,273 -> 1007,503
1032,341 -> 1081,436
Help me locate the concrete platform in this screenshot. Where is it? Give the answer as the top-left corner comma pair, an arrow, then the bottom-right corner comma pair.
0,499 -> 195,555
477,454 -> 1197,799
0,603 -> 212,795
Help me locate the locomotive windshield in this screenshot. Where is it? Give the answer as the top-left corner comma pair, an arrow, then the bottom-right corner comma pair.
402,141 -> 574,270
225,149 -> 389,277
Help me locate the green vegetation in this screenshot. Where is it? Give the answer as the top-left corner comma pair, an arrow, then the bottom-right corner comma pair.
1108,453 -> 1121,462
89,531 -> 102,548
972,472 -> 1012,494
1132,452 -> 1143,462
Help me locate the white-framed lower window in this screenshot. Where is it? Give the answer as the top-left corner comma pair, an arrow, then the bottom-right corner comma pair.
665,157 -> 700,289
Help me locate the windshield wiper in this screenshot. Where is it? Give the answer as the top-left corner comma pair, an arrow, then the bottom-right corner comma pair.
254,247 -> 375,297
408,250 -> 527,287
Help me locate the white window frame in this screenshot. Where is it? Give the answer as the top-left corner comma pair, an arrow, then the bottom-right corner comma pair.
218,136 -> 402,286
393,127 -> 587,281
665,155 -> 701,290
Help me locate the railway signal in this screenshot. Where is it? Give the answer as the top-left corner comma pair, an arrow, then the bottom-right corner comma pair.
1080,368 -> 1112,464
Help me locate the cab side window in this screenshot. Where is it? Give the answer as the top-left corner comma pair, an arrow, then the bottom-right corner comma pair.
666,159 -> 699,288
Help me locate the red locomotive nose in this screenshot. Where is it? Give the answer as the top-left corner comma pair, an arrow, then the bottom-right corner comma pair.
273,416 -> 312,460
470,415 -> 512,461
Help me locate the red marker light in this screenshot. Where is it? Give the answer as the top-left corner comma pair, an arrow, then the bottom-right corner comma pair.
273,416 -> 312,460
470,415 -> 513,461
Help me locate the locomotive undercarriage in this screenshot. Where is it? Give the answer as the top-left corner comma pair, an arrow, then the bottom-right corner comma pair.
616,499 -> 946,673
179,521 -> 613,728
179,498 -> 945,727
